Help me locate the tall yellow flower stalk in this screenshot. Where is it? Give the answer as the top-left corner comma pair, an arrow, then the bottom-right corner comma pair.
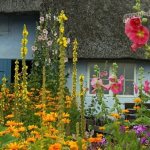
79,75 -> 86,138
14,60 -> 20,121
21,25 -> 29,107
57,10 -> 68,142
72,39 -> 78,106
0,76 -> 7,125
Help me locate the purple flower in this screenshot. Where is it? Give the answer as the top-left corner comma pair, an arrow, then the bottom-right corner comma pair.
100,138 -> 107,145
140,137 -> 149,144
133,125 -> 147,136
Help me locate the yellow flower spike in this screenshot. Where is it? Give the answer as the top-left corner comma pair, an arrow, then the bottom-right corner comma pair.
22,24 -> 28,37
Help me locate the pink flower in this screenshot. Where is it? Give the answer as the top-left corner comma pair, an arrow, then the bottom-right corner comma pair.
127,26 -> 149,45
109,75 -> 117,83
100,71 -> 108,78
144,80 -> 150,94
125,17 -> 149,52
134,83 -> 139,94
110,82 -> 123,94
91,78 -> 103,89
131,43 -> 143,52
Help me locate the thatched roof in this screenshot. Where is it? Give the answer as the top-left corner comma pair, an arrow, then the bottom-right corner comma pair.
1,0 -> 150,60
0,0 -> 42,12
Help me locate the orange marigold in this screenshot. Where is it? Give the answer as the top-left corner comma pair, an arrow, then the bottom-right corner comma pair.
133,97 -> 142,103
49,143 -> 61,150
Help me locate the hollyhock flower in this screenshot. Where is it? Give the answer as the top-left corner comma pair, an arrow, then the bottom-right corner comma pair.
109,74 -> 117,83
134,83 -> 139,94
100,71 -> 108,78
40,17 -> 44,23
125,17 -> 141,35
43,29 -> 48,34
128,26 -> 149,45
131,43 -> 143,52
91,78 -> 103,89
125,17 -> 149,52
110,82 -> 123,94
144,80 -> 150,94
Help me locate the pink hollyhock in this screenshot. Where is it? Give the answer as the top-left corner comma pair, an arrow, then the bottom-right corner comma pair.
109,75 -> 117,83
144,80 -> 150,94
100,71 -> 108,78
125,17 -> 141,36
131,43 -> 143,52
134,83 -> 139,94
128,26 -> 149,45
125,17 -> 149,52
110,82 -> 123,94
91,78 -> 103,88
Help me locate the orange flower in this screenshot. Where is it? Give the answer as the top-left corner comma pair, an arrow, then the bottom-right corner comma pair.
6,121 -> 17,126
61,118 -> 70,124
133,105 -> 141,110
110,113 -> 121,119
28,125 -> 38,130
18,127 -> 26,132
67,141 -> 78,150
88,137 -> 102,143
133,97 -> 142,103
5,114 -> 14,119
7,142 -> 21,150
26,137 -> 36,143
63,113 -> 70,118
49,143 -> 61,150
122,109 -> 129,113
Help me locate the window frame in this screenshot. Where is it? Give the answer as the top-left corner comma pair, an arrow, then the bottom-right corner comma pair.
87,62 -> 136,98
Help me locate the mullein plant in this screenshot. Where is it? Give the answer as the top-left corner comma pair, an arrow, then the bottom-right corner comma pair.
21,25 -> 29,108
79,74 -> 86,138
0,77 -> 7,125
57,10 -> 68,142
13,60 -> 20,122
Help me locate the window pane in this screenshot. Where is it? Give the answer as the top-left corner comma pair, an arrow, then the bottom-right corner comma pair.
124,81 -> 134,95
117,63 -> 125,76
125,64 -> 134,79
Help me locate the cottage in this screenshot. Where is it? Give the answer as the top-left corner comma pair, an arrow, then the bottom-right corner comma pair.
0,0 -> 150,108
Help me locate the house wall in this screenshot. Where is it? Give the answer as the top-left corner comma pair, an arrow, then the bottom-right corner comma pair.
0,13 -> 38,81
66,60 -> 150,110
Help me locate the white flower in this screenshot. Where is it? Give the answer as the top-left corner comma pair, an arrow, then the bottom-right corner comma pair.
47,40 -> 53,46
37,26 -> 40,30
40,16 -> 44,22
38,35 -> 42,41
43,29 -> 48,34
64,57 -> 68,63
31,46 -> 37,51
67,38 -> 70,44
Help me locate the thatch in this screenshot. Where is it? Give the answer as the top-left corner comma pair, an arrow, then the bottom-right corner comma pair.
46,0 -> 150,60
1,0 -> 150,60
0,0 -> 42,12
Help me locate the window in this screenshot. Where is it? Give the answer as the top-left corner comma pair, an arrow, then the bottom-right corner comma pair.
88,62 -> 135,96
0,14 -> 9,35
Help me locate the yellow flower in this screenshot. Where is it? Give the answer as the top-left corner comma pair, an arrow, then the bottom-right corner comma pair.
58,10 -> 68,23
61,118 -> 70,124
133,97 -> 142,103
99,126 -> 105,131
21,38 -> 28,45
5,120 -> 17,126
63,113 -> 70,118
60,26 -> 64,33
